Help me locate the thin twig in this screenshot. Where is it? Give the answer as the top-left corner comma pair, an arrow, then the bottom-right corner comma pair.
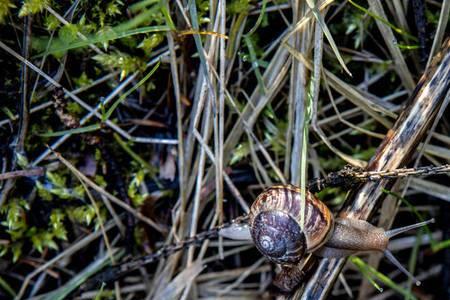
0,168 -> 45,181
0,16 -> 32,208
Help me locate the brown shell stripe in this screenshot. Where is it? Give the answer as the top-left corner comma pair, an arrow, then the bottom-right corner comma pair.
304,196 -> 332,250
282,185 -> 332,251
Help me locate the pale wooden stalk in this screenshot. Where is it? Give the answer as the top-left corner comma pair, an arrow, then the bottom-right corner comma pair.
367,0 -> 415,91
296,39 -> 450,300
289,0 -> 310,186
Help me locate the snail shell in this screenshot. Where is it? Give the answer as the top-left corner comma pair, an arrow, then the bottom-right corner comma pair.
249,185 -> 334,264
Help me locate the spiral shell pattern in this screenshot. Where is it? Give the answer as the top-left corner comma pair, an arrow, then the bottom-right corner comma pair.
250,185 -> 333,259
251,210 -> 306,264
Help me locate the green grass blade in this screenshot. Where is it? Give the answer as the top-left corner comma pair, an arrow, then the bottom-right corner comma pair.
0,276 -> 16,298
113,133 -> 158,176
244,36 -> 266,95
351,256 -> 384,293
188,0 -> 214,83
129,0 -> 159,13
114,5 -> 161,32
382,189 -> 436,247
93,283 -> 106,300
160,4 -> 176,30
39,124 -> 101,137
104,60 -> 161,120
41,250 -> 123,300
39,25 -> 171,56
244,0 -> 267,36
347,0 -> 417,41
305,0 -> 352,76
397,44 -> 420,50
406,229 -> 423,300
351,256 -> 417,299
431,239 -> 450,253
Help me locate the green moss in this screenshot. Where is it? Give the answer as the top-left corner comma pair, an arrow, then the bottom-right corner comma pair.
1,198 -> 29,239
50,210 -> 68,240
19,0 -> 49,17
58,23 -> 79,45
66,102 -> 84,116
36,170 -> 87,202
0,0 -> 15,23
0,199 -> 69,260
230,143 -> 251,165
28,227 -> 59,253
93,52 -> 146,79
44,13 -> 59,31
92,0 -> 124,28
227,0 -> 250,15
128,170 -> 147,207
138,33 -> 164,53
67,205 -> 97,226
94,175 -> 107,188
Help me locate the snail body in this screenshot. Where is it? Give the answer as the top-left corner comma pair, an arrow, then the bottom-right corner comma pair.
316,217 -> 388,257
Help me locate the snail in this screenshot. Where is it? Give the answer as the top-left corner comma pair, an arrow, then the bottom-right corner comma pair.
220,184 -> 434,289
86,166 -> 448,291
